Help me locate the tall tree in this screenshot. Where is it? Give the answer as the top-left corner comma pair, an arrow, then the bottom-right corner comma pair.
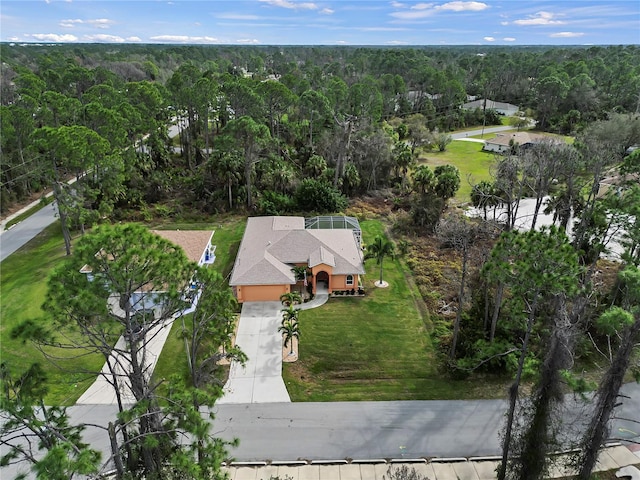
9,223 -> 242,478
575,267 -> 640,479
181,267 -> 245,390
484,228 -> 580,480
32,125 -> 122,254
221,116 -> 270,209
436,215 -> 485,360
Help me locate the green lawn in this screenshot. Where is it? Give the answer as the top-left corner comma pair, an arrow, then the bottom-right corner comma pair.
283,219 -> 508,401
418,140 -> 496,204
0,225 -> 104,405
0,217 -> 247,405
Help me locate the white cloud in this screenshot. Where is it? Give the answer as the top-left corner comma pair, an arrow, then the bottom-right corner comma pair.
320,8 -> 334,14
84,34 -> 129,43
391,1 -> 407,7
503,37 -> 516,41
391,1 -> 487,19
513,11 -> 565,26
386,40 -> 410,45
89,19 -> 113,29
59,18 -> 113,29
550,31 -> 584,38
259,0 -> 319,10
29,33 -> 78,42
236,38 -> 261,44
149,35 -> 220,43
483,36 -> 495,41
436,1 -> 488,12
127,36 -> 142,42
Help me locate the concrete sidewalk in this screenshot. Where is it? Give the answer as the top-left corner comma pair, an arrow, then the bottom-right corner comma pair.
223,445 -> 640,479
219,301 -> 290,404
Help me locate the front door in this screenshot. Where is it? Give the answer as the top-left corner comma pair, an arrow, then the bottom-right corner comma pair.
316,270 -> 329,292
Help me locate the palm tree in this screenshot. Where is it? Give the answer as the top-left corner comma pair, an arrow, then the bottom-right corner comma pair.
279,318 -> 300,356
280,291 -> 301,307
365,235 -> 396,285
281,304 -> 299,324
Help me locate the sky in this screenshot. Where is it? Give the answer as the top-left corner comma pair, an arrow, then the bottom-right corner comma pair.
1,0 -> 639,46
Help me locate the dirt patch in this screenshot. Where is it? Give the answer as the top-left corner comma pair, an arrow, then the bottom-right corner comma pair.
282,334 -> 299,363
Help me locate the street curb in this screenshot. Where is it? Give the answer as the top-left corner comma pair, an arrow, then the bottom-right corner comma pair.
390,458 -> 426,463
310,459 -> 349,465
430,457 -> 468,463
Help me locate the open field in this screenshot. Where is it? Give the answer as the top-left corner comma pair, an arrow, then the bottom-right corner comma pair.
418,140 -> 496,204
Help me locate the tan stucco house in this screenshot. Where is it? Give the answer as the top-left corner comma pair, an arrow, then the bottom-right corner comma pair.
230,216 -> 365,303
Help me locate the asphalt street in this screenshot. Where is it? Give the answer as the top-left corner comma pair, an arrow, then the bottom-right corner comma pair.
0,202 -> 58,263
4,382 -> 639,480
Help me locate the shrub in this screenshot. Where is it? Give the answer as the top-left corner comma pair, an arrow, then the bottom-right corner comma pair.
294,178 -> 348,213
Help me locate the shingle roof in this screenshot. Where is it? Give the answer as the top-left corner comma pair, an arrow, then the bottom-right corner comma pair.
151,230 -> 213,264
462,99 -> 519,111
229,216 -> 365,286
309,246 -> 336,268
485,132 -> 549,147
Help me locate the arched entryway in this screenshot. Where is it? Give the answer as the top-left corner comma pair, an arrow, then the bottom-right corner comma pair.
316,271 -> 329,293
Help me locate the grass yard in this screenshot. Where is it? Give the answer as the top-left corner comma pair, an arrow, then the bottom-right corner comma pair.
0,216 -> 246,405
0,225 -> 105,405
417,140 -> 496,204
283,219 -> 509,401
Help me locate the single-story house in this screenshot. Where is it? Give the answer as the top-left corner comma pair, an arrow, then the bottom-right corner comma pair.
462,99 -> 520,116
81,229 -> 216,313
229,216 -> 365,303
482,132 -> 551,154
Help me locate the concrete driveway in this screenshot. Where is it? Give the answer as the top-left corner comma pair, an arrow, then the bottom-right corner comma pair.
218,301 -> 290,404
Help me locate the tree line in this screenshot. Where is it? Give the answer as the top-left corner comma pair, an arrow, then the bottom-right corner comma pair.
2,43 -> 639,220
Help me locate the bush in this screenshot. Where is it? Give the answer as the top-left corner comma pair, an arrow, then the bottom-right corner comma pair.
257,190 -> 295,215
383,464 -> 431,480
294,178 -> 348,213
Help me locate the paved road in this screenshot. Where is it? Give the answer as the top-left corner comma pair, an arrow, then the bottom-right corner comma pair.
4,382 -> 640,478
451,125 -> 515,139
0,202 -> 58,263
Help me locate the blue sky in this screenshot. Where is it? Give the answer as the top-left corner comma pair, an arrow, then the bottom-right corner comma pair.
1,0 -> 639,45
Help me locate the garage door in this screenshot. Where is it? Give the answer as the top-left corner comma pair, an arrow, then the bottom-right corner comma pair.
239,284 -> 289,302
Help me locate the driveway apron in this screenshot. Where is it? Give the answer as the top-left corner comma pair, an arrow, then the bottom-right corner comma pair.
219,301 -> 291,404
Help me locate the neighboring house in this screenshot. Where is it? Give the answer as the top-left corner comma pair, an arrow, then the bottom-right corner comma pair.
81,229 -> 216,313
230,216 -> 365,303
483,132 -> 552,154
151,230 -> 216,266
462,99 -> 519,116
